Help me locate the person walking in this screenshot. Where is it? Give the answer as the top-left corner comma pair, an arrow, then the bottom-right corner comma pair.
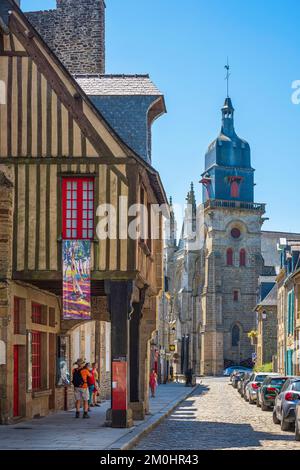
72,359 -> 91,419
149,369 -> 158,398
86,363 -> 96,408
91,363 -> 100,407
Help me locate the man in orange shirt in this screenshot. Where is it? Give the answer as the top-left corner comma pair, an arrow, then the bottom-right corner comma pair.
72,359 -> 92,419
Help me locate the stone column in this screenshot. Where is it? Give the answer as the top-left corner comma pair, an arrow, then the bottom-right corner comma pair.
105,280 -> 133,428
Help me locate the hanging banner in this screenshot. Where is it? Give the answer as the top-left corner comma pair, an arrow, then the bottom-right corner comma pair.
63,240 -> 91,320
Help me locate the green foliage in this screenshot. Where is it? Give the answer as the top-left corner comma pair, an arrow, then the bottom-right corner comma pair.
254,363 -> 273,373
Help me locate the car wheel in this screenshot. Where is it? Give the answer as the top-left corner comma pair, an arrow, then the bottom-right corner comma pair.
273,410 -> 280,425
249,396 -> 255,405
295,420 -> 300,442
281,416 -> 291,432
261,402 -> 269,412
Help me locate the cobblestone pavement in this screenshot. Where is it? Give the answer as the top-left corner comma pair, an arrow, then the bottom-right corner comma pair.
135,377 -> 300,450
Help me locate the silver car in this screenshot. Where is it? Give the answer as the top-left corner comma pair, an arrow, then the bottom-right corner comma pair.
245,373 -> 278,404
273,378 -> 300,431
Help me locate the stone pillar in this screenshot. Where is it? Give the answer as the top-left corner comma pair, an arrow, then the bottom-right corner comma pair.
105,281 -> 133,428
129,301 -> 144,420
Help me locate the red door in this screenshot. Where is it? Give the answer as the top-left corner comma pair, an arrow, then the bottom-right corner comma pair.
13,345 -> 19,417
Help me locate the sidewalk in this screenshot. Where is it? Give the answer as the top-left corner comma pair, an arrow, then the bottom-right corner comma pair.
0,383 -> 198,450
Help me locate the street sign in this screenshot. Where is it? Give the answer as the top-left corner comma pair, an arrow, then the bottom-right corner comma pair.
169,345 -> 176,352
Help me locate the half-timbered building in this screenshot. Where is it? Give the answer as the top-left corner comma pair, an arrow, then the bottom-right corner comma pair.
0,0 -> 167,427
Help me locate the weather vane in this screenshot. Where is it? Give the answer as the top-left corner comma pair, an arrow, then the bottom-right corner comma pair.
225,58 -> 230,98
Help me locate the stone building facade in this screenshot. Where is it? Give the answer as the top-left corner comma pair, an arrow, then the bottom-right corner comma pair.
254,285 -> 278,368
26,0 -> 105,75
165,97 -> 300,377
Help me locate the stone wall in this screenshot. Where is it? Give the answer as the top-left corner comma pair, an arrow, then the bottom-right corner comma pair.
25,0 -> 105,75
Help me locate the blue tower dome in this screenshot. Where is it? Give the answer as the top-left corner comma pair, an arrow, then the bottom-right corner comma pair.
201,97 -> 255,203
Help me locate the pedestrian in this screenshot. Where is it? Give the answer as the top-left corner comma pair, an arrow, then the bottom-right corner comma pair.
92,362 -> 100,407
149,369 -> 158,398
72,358 -> 91,419
86,363 -> 97,408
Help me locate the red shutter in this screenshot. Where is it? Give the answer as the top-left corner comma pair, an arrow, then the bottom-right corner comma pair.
32,331 -> 41,391
62,178 -> 94,240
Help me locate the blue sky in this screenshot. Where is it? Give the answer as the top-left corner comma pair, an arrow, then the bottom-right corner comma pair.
22,0 -> 300,233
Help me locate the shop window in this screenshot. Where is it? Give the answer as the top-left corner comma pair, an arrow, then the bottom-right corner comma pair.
227,248 -> 233,266
62,178 -> 94,240
32,331 -> 41,391
240,249 -> 246,267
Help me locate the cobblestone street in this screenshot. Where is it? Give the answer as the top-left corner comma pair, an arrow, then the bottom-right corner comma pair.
135,378 -> 300,450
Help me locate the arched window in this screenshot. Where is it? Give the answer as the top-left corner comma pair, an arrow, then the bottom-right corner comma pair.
232,325 -> 240,347
240,249 -> 246,267
231,181 -> 240,199
227,248 -> 233,266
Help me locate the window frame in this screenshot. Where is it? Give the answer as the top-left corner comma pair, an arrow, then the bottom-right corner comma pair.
62,177 -> 94,240
32,331 -> 41,391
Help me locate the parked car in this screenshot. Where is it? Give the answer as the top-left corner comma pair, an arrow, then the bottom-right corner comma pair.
224,366 -> 252,377
232,371 -> 245,389
273,378 -> 300,431
295,403 -> 300,441
244,373 -> 277,404
257,376 -> 287,411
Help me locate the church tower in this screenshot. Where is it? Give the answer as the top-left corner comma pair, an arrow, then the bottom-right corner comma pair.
199,94 -> 266,375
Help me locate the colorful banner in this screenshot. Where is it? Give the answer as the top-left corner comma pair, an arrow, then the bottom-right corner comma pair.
63,240 -> 91,320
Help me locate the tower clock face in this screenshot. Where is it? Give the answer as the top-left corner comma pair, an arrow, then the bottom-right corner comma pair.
231,228 -> 241,239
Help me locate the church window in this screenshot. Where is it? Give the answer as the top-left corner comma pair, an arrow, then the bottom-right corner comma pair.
227,248 -> 233,266
232,324 -> 240,347
240,249 -> 246,267
233,290 -> 239,302
231,228 -> 241,239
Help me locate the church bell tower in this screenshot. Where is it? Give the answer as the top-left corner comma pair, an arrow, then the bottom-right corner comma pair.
199,83 -> 266,375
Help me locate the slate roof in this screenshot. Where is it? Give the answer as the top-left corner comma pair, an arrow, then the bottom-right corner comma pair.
257,285 -> 278,307
74,74 -> 163,96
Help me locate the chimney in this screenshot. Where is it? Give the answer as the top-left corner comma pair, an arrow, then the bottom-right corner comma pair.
26,0 -> 106,75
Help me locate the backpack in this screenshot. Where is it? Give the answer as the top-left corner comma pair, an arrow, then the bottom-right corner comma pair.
72,368 -> 84,388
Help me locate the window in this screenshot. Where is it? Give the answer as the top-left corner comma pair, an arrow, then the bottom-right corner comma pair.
233,290 -> 239,302
32,331 -> 41,391
231,181 -> 240,199
240,249 -> 246,267
32,303 -> 42,324
14,297 -> 20,334
232,325 -> 240,347
62,178 -> 94,240
231,228 -> 241,239
227,248 -> 233,266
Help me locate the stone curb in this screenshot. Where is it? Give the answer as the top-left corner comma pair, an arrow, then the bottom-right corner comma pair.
106,385 -> 200,451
